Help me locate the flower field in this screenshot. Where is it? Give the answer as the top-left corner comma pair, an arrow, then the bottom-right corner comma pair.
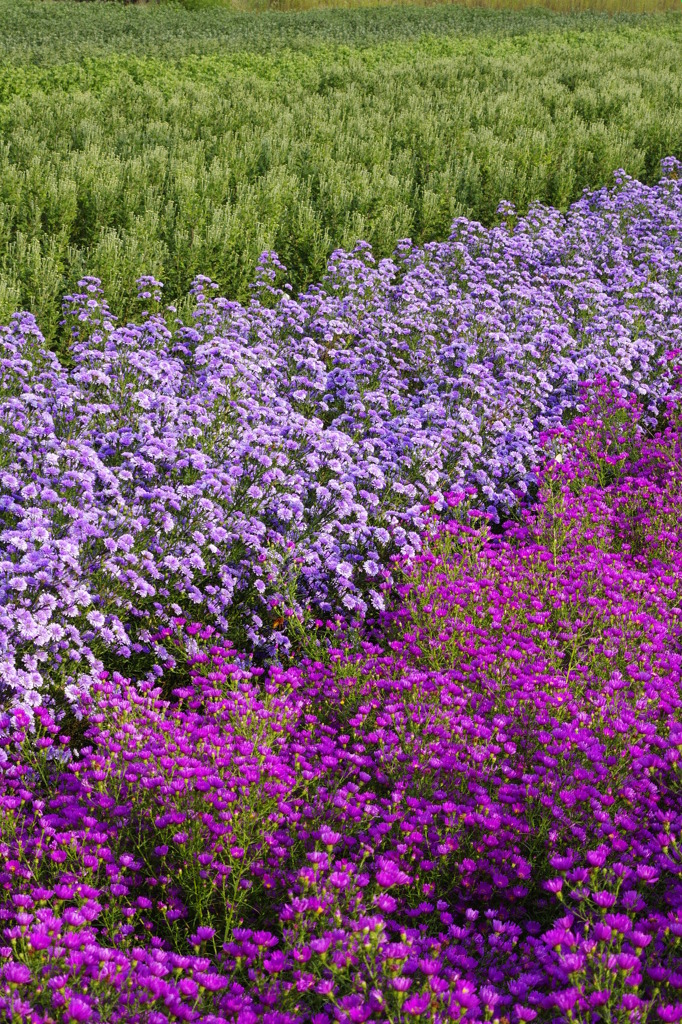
3,162 -> 682,715
0,160 -> 682,1020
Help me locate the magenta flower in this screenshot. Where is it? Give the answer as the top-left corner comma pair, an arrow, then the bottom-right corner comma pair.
659,1006 -> 682,1023
3,963 -> 30,984
66,998 -> 92,1022
404,994 -> 431,1014
376,867 -> 410,887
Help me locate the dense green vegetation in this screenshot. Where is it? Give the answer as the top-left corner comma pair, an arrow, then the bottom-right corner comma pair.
1,0 -> 681,338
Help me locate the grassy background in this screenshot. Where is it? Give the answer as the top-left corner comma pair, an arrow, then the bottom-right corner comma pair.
200,0 -> 681,10
0,0 -> 681,338
76,0 -> 682,12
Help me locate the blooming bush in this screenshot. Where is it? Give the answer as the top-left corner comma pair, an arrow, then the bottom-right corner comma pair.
1,385 -> 682,1020
2,162 -> 682,719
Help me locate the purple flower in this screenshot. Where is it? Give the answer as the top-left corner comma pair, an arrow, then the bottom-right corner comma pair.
376,867 -> 410,887
554,989 -> 580,1012
404,994 -> 431,1015
66,998 -> 92,1022
659,1007 -> 682,1023
190,926 -> 216,946
264,952 -> 287,973
3,963 -> 30,984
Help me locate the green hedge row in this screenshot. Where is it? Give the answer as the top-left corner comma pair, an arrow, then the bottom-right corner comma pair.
0,0 -> 681,337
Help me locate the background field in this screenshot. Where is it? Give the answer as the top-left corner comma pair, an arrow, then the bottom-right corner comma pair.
1,0 -> 681,340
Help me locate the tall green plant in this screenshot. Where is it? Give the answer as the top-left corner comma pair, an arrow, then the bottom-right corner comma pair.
0,0 -> 681,341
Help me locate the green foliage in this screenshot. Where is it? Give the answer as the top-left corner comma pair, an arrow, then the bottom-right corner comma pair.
0,0 -> 681,341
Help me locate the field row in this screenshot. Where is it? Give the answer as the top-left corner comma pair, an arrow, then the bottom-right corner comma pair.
1,162 -> 680,707
0,0 -> 681,338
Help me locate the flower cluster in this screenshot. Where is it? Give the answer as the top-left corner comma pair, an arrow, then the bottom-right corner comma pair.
2,162 -> 682,718
1,384 -> 682,1020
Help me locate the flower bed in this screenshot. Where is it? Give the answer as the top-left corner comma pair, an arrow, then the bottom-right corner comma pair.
2,386 -> 682,1021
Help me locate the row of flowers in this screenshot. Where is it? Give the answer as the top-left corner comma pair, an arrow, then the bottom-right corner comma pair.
2,161 -> 682,720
